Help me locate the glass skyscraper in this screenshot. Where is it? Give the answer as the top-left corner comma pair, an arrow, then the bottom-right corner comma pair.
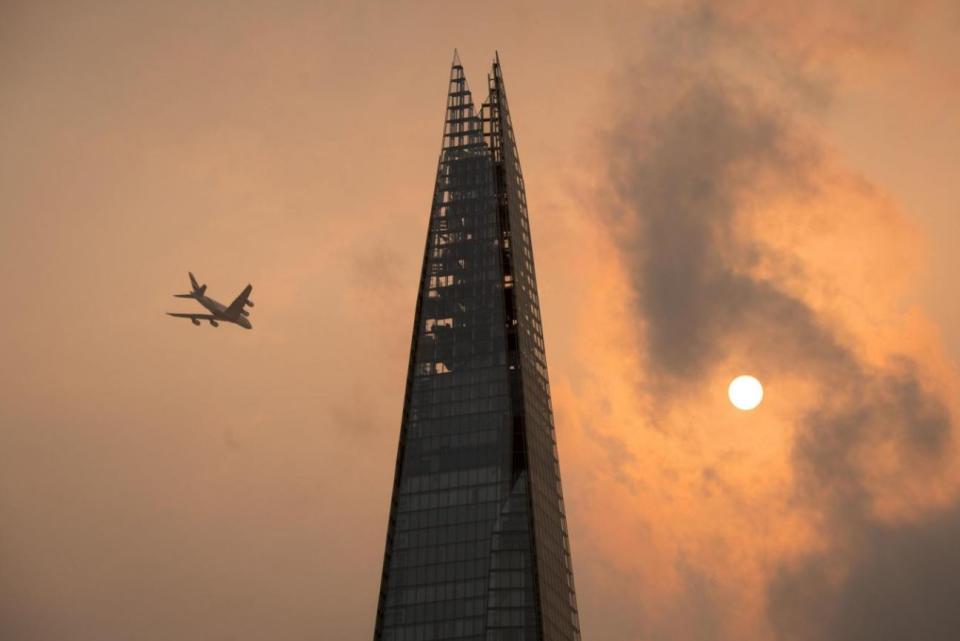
373,52 -> 581,641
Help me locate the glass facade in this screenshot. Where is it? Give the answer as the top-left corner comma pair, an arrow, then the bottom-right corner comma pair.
373,53 -> 580,641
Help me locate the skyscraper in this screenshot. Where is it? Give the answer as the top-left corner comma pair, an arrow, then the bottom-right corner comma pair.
373,52 -> 581,641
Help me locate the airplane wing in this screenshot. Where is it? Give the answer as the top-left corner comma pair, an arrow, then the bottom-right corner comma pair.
225,284 -> 253,318
167,312 -> 216,320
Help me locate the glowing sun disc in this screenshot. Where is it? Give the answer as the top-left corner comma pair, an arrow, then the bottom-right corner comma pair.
728,375 -> 764,410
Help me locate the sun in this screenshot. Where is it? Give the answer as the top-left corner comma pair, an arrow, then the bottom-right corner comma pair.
728,375 -> 764,411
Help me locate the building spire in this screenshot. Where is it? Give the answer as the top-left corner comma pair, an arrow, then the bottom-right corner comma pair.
443,49 -> 482,151
373,51 -> 581,641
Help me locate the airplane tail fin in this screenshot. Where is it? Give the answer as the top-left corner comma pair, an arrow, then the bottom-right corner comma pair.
188,272 -> 207,297
174,272 -> 206,299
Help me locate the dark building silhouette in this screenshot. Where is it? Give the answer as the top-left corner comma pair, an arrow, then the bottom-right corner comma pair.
373,52 -> 581,641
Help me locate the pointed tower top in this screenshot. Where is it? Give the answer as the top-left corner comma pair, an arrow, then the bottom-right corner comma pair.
442,49 -> 483,152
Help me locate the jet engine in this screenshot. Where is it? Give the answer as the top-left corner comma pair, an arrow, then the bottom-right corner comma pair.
245,300 -> 255,308
191,318 -> 200,326
209,319 -> 219,327
241,309 -> 250,317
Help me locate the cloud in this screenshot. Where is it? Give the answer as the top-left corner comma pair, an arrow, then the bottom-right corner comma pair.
769,501 -> 960,641
587,2 -> 960,639
606,73 -> 832,383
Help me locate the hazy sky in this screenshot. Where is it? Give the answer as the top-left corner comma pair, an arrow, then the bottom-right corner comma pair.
2,1 -> 960,640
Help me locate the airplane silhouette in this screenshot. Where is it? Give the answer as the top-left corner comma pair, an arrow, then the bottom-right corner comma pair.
167,272 -> 253,329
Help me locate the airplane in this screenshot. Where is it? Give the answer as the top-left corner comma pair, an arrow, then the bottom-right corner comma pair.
167,272 -> 254,329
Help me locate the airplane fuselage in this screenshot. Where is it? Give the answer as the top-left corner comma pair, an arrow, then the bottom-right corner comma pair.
197,295 -> 253,329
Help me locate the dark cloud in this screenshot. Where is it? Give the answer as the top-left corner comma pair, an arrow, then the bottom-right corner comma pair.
602,3 -> 957,640
610,78 -> 801,380
768,362 -> 954,641
768,502 -> 960,641
792,361 -> 953,524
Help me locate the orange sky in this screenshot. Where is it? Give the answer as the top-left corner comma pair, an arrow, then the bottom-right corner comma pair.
2,2 -> 960,640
